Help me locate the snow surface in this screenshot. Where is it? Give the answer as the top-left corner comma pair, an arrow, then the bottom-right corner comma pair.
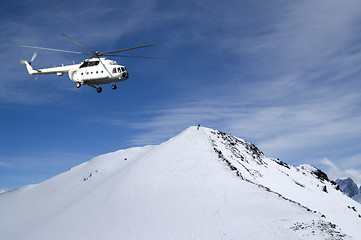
0,126 -> 360,240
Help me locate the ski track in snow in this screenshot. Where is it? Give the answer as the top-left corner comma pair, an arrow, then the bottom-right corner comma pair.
0,126 -> 360,240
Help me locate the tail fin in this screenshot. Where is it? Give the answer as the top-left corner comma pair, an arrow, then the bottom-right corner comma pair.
20,51 -> 40,75
24,61 -> 39,75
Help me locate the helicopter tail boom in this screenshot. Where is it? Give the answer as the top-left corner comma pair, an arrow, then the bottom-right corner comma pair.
24,61 -> 40,75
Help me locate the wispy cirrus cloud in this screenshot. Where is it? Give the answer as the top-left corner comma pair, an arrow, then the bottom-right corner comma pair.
125,0 -> 361,175
127,86 -> 361,151
320,157 -> 361,186
0,162 -> 12,168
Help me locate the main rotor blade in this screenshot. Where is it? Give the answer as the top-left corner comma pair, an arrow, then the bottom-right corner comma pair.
21,45 -> 90,55
102,54 -> 166,59
100,44 -> 155,55
61,34 -> 96,55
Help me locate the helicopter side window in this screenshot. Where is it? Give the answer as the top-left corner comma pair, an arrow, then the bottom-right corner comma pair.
117,67 -> 121,73
112,68 -> 116,73
121,67 -> 125,72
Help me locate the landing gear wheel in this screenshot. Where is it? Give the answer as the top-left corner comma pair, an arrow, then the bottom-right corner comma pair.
76,82 -> 82,88
111,84 -> 117,90
97,87 -> 102,93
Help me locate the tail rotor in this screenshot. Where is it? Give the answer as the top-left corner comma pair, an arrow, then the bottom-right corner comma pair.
20,51 -> 39,76
20,51 -> 38,65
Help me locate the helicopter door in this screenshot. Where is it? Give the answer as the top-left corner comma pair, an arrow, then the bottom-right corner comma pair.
84,70 -> 91,80
77,70 -> 88,81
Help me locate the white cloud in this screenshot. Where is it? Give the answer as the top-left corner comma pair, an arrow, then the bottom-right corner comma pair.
127,83 -> 361,147
240,0 -> 361,73
320,157 -> 361,186
0,162 -> 12,168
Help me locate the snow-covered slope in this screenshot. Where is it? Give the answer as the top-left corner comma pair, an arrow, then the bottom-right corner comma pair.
0,126 -> 360,240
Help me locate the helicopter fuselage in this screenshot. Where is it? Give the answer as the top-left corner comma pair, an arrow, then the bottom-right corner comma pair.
25,57 -> 129,91
69,58 -> 129,85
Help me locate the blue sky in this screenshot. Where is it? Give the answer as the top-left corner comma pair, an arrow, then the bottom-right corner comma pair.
1,0 -> 361,190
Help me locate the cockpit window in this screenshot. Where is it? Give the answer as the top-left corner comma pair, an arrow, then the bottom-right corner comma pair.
80,61 -> 89,68
121,67 -> 125,71
117,67 -> 121,73
79,61 -> 99,68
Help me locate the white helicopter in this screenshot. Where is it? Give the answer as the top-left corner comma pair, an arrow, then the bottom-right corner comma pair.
21,34 -> 164,93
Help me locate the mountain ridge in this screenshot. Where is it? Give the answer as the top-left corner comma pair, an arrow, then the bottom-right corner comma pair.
0,126 -> 360,239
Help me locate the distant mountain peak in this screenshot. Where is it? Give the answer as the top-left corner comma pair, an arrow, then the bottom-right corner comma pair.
336,177 -> 360,199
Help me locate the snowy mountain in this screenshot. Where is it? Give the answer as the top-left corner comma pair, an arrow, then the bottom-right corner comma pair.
336,178 -> 361,204
354,192 -> 361,204
0,126 -> 360,240
336,178 -> 360,198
